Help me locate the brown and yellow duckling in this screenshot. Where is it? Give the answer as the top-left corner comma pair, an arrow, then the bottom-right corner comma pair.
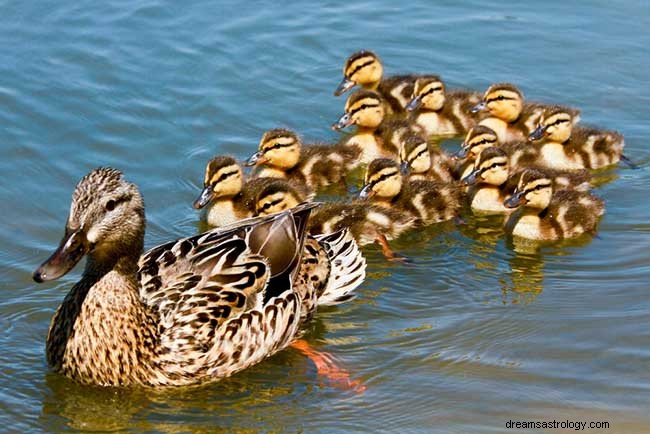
332,89 -> 405,163
194,156 -> 312,227
398,133 -> 455,183
461,147 -> 591,214
405,75 -> 482,136
244,128 -> 360,189
359,158 -> 462,225
528,106 -> 625,170
334,50 -> 418,112
32,168 -> 366,387
504,168 -> 604,241
470,83 -> 580,143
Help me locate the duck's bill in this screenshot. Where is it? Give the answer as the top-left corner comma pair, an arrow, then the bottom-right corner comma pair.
245,151 -> 267,167
193,186 -> 214,209
399,161 -> 410,175
528,125 -> 547,141
33,229 -> 88,283
461,168 -> 481,186
504,190 -> 527,208
470,101 -> 487,113
334,77 -> 356,96
332,112 -> 354,130
405,95 -> 422,112
453,146 -> 469,159
358,183 -> 375,199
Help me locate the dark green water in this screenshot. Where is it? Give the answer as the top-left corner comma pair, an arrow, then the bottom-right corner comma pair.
1,1 -> 649,432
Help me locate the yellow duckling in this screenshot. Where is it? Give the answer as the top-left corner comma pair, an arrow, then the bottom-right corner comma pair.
334,50 -> 418,112
528,106 -> 625,170
405,75 -> 482,136
32,168 -> 366,387
194,156 -> 312,227
398,133 -> 455,183
359,158 -> 462,225
504,168 -> 604,241
470,83 -> 580,143
244,128 -> 361,189
332,89 -> 403,163
251,181 -> 416,261
454,125 -> 502,180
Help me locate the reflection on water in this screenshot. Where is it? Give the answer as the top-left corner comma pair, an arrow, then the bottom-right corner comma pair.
2,0 -> 650,432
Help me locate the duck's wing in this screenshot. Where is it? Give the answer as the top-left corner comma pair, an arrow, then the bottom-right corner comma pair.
137,204 -> 317,376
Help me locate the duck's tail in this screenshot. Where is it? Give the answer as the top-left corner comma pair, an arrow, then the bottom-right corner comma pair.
313,229 -> 366,306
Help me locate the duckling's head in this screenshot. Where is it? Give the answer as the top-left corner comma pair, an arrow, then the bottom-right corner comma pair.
504,169 -> 553,210
33,168 -> 145,282
334,50 -> 383,96
406,75 -> 445,112
471,83 -> 524,122
455,125 -> 499,159
255,181 -> 302,216
246,128 -> 302,170
360,158 -> 403,200
194,156 -> 244,209
461,147 -> 509,186
332,89 -> 386,130
529,106 -> 574,143
399,134 -> 431,174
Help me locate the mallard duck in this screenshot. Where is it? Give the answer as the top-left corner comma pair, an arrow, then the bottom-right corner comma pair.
470,83 -> 580,143
332,89 -> 404,163
453,125 -> 502,180
244,128 -> 361,189
460,146 -> 512,214
250,180 -> 416,261
359,158 -> 462,225
398,133 -> 455,183
333,50 -> 418,112
504,168 -> 604,240
405,75 -> 482,136
194,156 -> 313,227
33,167 -> 366,387
528,106 -> 625,170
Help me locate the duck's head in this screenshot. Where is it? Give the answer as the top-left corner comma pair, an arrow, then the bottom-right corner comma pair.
455,125 -> 499,159
245,128 -> 301,170
406,75 -> 445,112
194,156 -> 244,209
254,181 -> 303,216
399,134 -> 431,175
334,50 -> 383,96
359,158 -> 403,200
504,169 -> 553,210
33,168 -> 145,282
332,89 -> 386,130
471,83 -> 524,122
529,106 -> 574,143
461,147 -> 509,186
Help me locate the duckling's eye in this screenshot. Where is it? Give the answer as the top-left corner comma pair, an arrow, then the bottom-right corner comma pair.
105,200 -> 116,211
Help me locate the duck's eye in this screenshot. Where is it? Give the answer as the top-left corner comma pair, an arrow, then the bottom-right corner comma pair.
105,200 -> 116,211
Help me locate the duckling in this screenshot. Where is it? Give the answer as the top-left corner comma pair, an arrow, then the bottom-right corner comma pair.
405,75 -> 482,136
504,168 -> 604,241
470,83 -> 580,143
251,181 -> 416,261
32,167 -> 366,387
244,128 -> 361,189
194,156 -> 312,227
334,50 -> 418,112
528,106 -> 625,170
398,133 -> 455,183
461,147 -> 512,214
332,89 -> 405,163
359,158 -> 462,225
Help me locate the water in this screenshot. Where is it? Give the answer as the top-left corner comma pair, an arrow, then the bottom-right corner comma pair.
1,1 -> 649,432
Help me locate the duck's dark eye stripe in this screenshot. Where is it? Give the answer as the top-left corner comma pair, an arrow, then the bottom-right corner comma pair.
411,149 -> 429,162
469,138 -> 495,149
525,183 -> 551,193
549,119 -> 569,127
215,170 -> 238,184
370,171 -> 399,186
348,59 -> 374,77
265,142 -> 294,152
350,103 -> 380,116
261,198 -> 283,211
486,162 -> 507,170
486,95 -> 512,103
420,86 -> 443,97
